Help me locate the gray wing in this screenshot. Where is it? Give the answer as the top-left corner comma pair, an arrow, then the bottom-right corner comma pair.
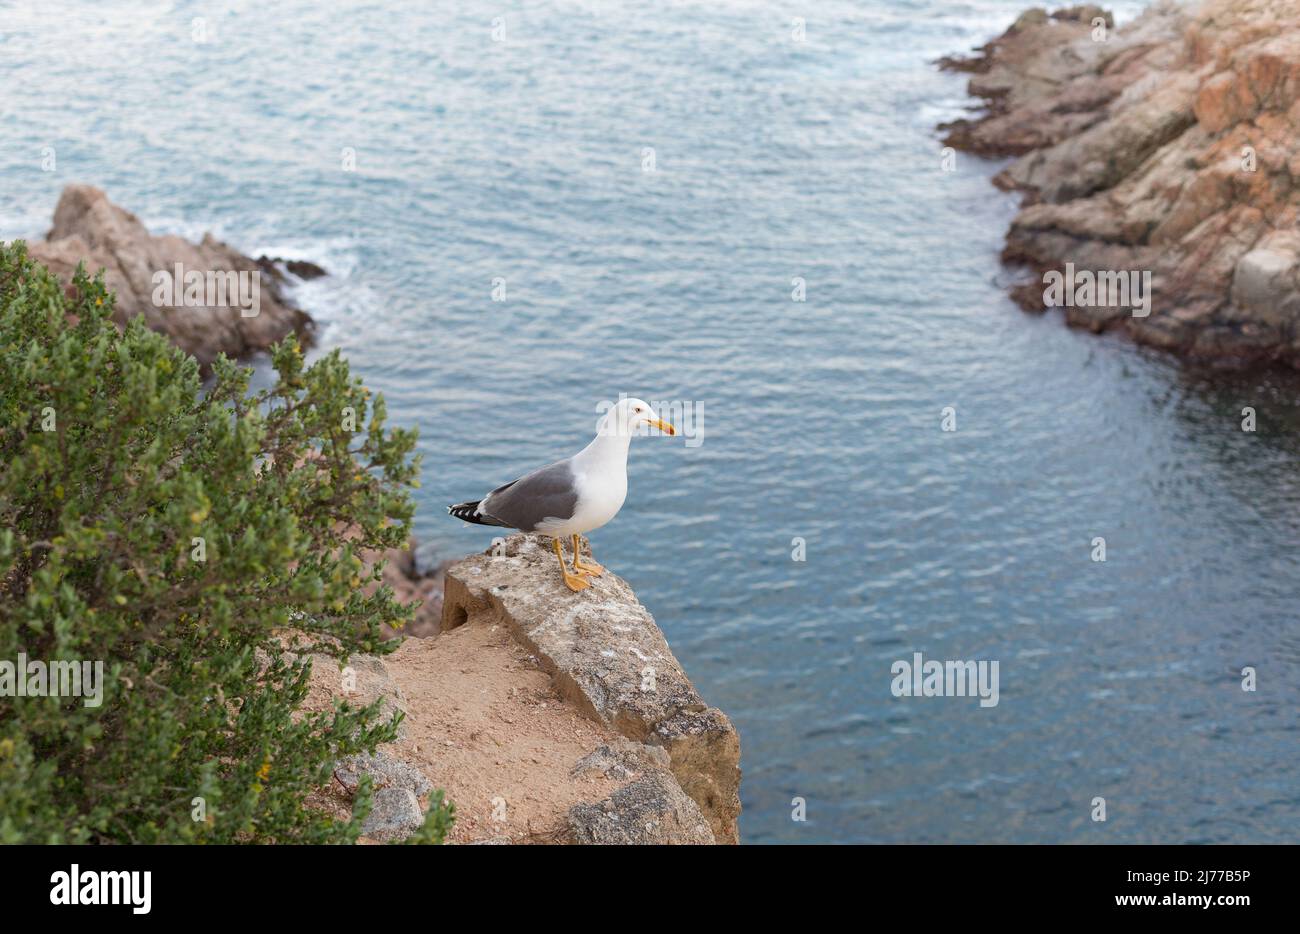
478,458 -> 579,532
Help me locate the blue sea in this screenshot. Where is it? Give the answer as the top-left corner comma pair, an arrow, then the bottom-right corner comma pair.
2,0 -> 1296,843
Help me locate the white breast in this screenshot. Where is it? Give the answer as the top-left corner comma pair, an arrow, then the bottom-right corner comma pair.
571,461 -> 628,533
535,439 -> 629,537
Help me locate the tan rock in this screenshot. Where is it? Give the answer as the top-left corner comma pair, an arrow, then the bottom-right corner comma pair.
23,184 -> 314,369
311,651 -> 412,740
568,771 -> 715,845
441,533 -> 742,844
567,740 -> 715,844
1228,233 -> 1300,327
301,585 -> 733,844
942,0 -> 1300,367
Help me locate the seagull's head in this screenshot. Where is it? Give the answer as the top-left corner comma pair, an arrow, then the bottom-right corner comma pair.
601,397 -> 677,438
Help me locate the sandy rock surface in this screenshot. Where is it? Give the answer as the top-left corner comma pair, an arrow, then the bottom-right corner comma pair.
302,533 -> 741,844
441,533 -> 742,844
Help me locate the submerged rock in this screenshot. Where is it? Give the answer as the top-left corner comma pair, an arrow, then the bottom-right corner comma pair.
257,255 -> 328,281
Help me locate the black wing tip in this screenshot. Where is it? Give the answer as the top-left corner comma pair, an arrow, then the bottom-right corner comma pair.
449,500 -> 510,527
448,501 -> 479,522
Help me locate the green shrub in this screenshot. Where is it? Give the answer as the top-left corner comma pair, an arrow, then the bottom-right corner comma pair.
0,240 -> 451,843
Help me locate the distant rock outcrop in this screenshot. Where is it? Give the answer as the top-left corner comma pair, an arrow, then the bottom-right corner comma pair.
24,184 -> 316,368
940,1 -> 1300,367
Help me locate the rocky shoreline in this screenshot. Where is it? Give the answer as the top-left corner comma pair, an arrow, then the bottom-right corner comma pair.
25,184 -> 317,369
940,1 -> 1300,368
14,186 -> 741,844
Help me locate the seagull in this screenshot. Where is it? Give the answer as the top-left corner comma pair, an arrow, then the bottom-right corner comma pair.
448,397 -> 677,591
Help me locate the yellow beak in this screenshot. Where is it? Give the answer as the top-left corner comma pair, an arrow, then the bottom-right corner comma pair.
648,417 -> 677,436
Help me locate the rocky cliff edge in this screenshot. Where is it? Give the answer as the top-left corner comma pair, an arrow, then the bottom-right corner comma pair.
307,533 -> 742,844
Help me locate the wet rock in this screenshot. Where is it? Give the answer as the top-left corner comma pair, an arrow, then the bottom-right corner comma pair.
254,256 -> 329,280
284,259 -> 327,280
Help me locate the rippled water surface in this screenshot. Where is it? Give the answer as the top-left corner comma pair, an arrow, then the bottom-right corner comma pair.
3,0 -> 1296,843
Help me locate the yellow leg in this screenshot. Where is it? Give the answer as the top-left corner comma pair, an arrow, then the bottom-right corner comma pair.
572,534 -> 604,576
553,537 -> 590,592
